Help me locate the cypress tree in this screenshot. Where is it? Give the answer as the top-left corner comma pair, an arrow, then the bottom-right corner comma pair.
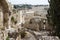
47,0 -> 60,38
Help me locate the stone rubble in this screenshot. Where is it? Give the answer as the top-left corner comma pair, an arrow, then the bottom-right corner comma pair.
0,29 -> 60,40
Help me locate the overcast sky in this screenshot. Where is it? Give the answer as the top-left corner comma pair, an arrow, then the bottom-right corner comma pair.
8,0 -> 49,5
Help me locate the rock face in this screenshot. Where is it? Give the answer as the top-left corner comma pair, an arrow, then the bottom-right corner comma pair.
23,22 -> 39,31
38,36 -> 60,40
0,30 -> 4,40
0,0 -> 9,12
0,0 -> 9,28
23,18 -> 40,31
21,32 -> 37,40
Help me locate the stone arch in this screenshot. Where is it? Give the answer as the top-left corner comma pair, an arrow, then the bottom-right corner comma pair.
0,0 -> 10,29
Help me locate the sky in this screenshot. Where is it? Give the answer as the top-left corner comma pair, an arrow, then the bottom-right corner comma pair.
8,0 -> 49,5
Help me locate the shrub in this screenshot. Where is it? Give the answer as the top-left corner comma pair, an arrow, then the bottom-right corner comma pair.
6,36 -> 9,40
20,30 -> 26,38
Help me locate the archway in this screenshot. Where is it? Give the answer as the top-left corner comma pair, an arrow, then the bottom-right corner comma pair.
0,0 -> 10,29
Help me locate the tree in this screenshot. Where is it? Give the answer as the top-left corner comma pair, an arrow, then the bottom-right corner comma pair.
47,0 -> 60,38
11,16 -> 14,22
6,36 -> 9,40
14,4 -> 32,9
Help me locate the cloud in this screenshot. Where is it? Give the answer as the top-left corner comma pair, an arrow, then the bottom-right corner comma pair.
8,0 -> 49,5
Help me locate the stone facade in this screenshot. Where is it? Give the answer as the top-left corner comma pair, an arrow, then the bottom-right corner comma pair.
22,10 -> 35,22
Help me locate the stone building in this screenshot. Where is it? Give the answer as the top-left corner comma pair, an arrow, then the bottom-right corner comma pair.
17,10 -> 25,24
7,5 -> 49,31
16,10 -> 35,25
22,10 -> 35,22
22,5 -> 49,31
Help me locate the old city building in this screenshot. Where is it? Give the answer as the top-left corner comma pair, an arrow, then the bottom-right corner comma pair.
22,5 -> 49,31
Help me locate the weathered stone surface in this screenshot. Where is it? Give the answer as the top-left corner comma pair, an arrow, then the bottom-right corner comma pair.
21,32 -> 37,40
38,36 -> 60,40
0,0 -> 10,28
23,22 -> 39,31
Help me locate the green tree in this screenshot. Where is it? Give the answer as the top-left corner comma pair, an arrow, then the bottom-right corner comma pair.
6,36 -> 9,40
11,16 -> 15,22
